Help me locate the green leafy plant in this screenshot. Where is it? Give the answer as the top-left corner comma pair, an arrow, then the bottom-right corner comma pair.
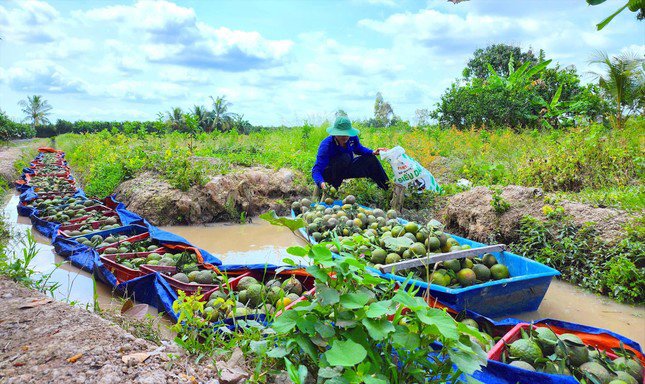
260,215 -> 487,383
433,45 -> 610,130
301,122 -> 313,150
171,284 -> 281,380
490,187 -> 511,214
171,289 -> 214,358
603,256 -> 644,302
0,231 -> 40,285
0,231 -> 61,295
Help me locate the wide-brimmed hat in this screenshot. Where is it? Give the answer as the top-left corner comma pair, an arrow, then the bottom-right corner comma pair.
326,116 -> 360,136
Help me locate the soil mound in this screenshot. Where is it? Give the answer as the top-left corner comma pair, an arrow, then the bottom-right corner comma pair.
0,277 -> 219,383
114,167 -> 309,226
444,185 -> 630,243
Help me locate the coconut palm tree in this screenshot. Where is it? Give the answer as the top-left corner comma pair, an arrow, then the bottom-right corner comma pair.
166,107 -> 186,132
209,95 -> 232,132
18,95 -> 52,131
589,51 -> 644,128
192,105 -> 211,131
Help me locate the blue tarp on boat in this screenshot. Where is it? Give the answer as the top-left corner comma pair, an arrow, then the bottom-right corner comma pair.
116,272 -> 180,322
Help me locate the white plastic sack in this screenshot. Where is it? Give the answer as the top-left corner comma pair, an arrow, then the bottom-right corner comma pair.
380,146 -> 441,192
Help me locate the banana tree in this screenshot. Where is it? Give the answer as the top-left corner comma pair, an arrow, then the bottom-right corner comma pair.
587,0 -> 644,30
486,58 -> 553,88
535,84 -> 567,129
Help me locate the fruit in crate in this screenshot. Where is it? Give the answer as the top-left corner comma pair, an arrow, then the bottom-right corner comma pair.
292,196 -> 512,288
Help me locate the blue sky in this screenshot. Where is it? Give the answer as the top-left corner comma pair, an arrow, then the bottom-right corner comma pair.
1,0 -> 643,126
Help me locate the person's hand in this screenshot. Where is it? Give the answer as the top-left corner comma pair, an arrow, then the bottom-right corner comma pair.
373,147 -> 389,155
320,182 -> 327,190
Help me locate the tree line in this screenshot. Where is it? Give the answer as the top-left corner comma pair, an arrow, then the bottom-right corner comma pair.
0,95 -> 256,139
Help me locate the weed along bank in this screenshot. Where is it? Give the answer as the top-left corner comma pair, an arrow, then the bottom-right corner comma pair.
2,146 -> 640,383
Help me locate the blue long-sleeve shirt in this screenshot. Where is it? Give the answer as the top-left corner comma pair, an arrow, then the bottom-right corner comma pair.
311,136 -> 373,186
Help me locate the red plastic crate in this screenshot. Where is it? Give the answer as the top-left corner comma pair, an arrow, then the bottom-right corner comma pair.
33,186 -> 78,195
279,286 -> 317,315
30,159 -> 66,167
198,269 -> 314,321
100,253 -> 157,283
141,264 -> 249,295
205,269 -> 315,308
30,176 -> 76,187
25,172 -> 72,182
32,191 -> 78,200
67,209 -> 118,225
488,323 -> 528,361
230,269 -> 315,292
30,168 -> 71,177
23,194 -> 78,205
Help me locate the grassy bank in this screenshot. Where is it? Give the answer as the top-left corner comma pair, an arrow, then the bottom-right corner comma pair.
57,119 -> 643,211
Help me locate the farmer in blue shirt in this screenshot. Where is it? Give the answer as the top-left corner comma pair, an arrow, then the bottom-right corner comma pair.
312,116 -> 389,192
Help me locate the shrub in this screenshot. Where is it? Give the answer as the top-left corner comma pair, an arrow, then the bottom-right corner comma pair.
0,111 -> 36,140
603,256 -> 645,303
263,219 -> 487,383
511,212 -> 644,304
432,46 -> 610,130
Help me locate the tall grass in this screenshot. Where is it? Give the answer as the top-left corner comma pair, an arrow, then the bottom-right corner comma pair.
56,118 -> 644,211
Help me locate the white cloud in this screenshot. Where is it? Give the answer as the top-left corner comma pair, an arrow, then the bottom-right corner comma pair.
619,44 -> 645,57
351,0 -> 398,7
74,0 -> 293,71
141,24 -> 293,70
0,0 -> 61,43
57,106 -> 150,121
4,60 -> 87,94
158,68 -> 211,85
99,80 -> 188,103
1,0 -> 642,126
78,0 -> 196,35
27,37 -> 94,60
19,0 -> 58,23
358,9 -> 542,54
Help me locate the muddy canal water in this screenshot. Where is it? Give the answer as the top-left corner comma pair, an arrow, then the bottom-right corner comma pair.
4,194 -> 644,346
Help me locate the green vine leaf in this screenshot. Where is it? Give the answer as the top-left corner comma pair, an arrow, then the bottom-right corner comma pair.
317,285 -> 340,306
325,339 -> 367,367
361,318 -> 395,341
260,210 -> 306,232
